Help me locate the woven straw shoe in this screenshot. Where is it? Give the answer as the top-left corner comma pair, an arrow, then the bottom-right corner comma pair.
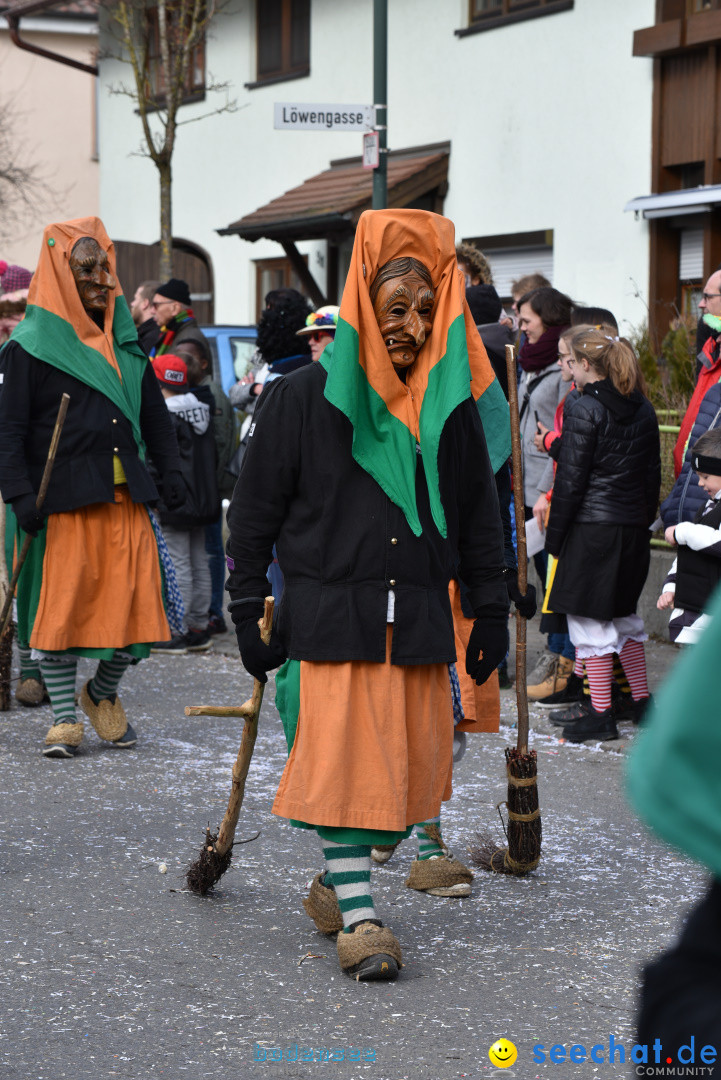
42,721 -> 84,759
406,854 -> 474,897
79,682 -> 135,746
16,677 -> 49,706
336,921 -> 402,981
302,872 -> 343,935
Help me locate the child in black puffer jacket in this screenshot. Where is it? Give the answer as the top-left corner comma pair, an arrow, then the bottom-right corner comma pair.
544,327 -> 661,742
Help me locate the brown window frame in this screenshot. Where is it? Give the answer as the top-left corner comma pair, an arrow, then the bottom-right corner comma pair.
254,255 -> 308,322
145,4 -> 206,109
246,0 -> 310,90
457,0 -> 574,36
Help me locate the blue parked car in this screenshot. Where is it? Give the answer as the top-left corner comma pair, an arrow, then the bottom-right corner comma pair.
201,324 -> 257,396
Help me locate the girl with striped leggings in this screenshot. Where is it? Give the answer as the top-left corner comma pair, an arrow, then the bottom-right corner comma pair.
543,326 -> 661,742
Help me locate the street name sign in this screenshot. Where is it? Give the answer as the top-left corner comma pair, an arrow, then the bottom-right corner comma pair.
274,102 -> 374,132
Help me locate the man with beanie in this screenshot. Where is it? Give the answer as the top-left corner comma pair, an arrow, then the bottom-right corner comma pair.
150,353 -> 220,655
150,278 -> 209,359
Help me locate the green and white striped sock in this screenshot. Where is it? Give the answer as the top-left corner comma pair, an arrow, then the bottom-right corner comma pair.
414,816 -> 445,860
89,653 -> 133,705
39,656 -> 78,724
321,840 -> 376,931
18,645 -> 41,681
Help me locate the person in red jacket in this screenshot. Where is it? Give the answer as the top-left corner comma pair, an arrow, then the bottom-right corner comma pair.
674,270 -> 721,476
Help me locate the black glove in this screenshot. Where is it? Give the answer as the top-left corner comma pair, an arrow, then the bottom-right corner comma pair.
234,603 -> 287,684
507,577 -> 537,620
466,615 -> 509,687
162,470 -> 186,511
12,493 -> 45,537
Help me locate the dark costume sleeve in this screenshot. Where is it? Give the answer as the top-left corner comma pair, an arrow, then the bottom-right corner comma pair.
0,341 -> 40,502
226,376 -> 301,607
139,362 -> 182,476
638,880 -> 721,1053
544,398 -> 598,557
494,460 -> 516,571
455,401 -> 508,615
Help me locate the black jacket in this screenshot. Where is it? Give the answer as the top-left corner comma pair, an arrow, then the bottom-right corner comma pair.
675,497 -> 721,613
0,341 -> 180,513
154,389 -> 220,529
226,362 -> 508,664
638,880 -> 721,1067
137,318 -> 160,357
545,379 -> 661,556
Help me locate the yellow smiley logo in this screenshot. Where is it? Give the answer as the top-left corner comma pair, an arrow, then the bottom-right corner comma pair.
488,1038 -> 518,1068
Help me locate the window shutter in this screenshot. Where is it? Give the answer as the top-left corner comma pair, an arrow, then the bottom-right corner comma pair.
679,228 -> 704,281
484,246 -> 554,297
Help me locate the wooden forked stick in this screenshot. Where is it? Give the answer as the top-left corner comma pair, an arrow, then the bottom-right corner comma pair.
504,344 -> 529,756
0,392 -> 70,638
186,595 -> 274,861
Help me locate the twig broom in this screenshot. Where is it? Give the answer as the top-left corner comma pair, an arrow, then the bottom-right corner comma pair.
185,596 -> 274,895
469,345 -> 542,875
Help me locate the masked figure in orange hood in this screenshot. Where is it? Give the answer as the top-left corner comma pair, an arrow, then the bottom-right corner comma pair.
226,209 -> 511,981
0,217 -> 184,757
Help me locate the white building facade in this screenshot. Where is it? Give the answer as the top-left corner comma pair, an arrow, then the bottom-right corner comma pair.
98,0 -> 655,333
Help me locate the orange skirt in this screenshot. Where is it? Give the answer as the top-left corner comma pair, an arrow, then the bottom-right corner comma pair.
30,487 -> 170,651
449,579 -> 501,733
272,625 -> 453,832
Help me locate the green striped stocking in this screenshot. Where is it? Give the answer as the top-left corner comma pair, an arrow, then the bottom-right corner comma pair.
39,656 -> 78,724
414,816 -> 446,860
89,652 -> 133,704
18,645 -> 41,682
321,840 -> 376,931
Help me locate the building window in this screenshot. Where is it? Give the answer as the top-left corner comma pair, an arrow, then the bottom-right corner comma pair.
254,256 -> 307,321
146,4 -> 206,105
459,0 -> 573,34
255,0 -> 310,85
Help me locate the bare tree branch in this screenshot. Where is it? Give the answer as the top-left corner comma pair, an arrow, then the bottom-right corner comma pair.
99,0 -> 236,277
0,96 -> 49,244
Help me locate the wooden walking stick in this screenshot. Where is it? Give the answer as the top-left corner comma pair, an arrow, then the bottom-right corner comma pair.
470,344 -> 542,875
185,595 -> 274,895
0,499 -> 13,711
0,392 -> 71,642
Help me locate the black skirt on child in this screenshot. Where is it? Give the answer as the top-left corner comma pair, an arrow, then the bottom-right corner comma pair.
547,523 -> 651,621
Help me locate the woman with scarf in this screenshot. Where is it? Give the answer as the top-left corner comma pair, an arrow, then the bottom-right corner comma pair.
516,286 -> 573,687
226,209 -> 511,982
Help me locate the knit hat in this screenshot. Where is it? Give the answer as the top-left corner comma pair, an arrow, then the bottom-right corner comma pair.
465,284 -> 502,326
152,353 -> 188,388
296,305 -> 340,336
155,278 -> 191,307
0,260 -> 33,294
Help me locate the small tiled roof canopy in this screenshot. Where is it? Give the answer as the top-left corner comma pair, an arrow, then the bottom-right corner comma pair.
0,0 -> 97,15
220,142 -> 450,243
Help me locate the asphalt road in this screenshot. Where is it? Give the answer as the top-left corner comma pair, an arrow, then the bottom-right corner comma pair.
0,626 -> 707,1080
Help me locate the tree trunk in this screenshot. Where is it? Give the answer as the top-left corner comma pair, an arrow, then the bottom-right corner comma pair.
158,159 -> 173,281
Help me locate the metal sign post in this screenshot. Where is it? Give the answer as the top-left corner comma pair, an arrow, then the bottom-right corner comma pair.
372,0 -> 388,209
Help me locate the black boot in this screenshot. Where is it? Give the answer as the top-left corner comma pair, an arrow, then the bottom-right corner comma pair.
630,694 -> 653,725
537,672 -> 584,709
549,698 -> 590,726
563,701 -> 618,743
